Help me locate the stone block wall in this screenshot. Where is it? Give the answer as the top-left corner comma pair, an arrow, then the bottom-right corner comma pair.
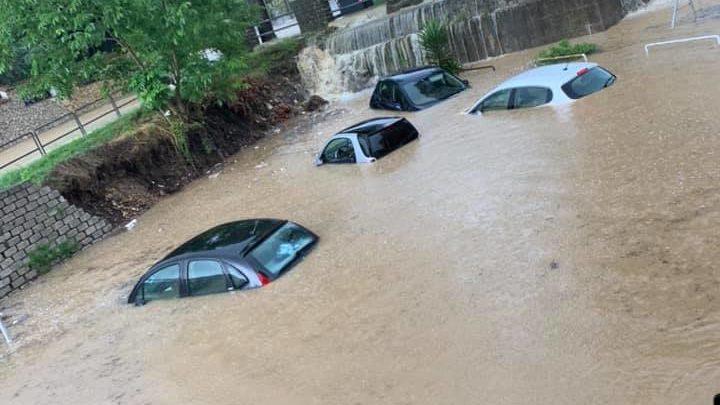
292,0 -> 333,33
0,183 -> 113,299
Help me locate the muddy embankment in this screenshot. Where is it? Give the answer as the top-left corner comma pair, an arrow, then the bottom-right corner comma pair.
45,61 -> 324,225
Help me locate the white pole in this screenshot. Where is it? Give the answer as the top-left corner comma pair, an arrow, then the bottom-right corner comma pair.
0,318 -> 11,346
671,0 -> 679,29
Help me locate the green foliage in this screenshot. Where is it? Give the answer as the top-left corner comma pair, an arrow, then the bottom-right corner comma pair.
0,46 -> 29,86
537,39 -> 598,64
419,21 -> 461,75
169,119 -> 191,160
0,110 -> 147,189
244,38 -> 305,77
0,0 -> 260,119
27,241 -> 81,275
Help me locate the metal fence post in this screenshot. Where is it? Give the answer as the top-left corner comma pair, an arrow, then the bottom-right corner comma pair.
31,131 -> 47,156
0,317 -> 11,346
108,94 -> 122,117
72,112 -> 87,136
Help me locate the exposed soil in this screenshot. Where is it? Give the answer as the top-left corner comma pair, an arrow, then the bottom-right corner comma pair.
45,68 -> 311,225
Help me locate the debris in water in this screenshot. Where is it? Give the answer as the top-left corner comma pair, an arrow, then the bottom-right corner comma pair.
549,261 -> 560,270
305,95 -> 329,112
124,219 -> 138,231
255,162 -> 268,169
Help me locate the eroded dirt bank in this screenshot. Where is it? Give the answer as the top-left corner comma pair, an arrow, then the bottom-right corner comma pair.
47,70 -> 311,224
1,2 -> 720,404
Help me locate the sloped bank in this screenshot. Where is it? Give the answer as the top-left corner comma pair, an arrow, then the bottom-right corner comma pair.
45,74 -> 309,225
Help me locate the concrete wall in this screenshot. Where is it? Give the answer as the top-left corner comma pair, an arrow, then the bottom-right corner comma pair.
305,0 -> 644,93
0,183 -> 112,300
293,0 -> 333,33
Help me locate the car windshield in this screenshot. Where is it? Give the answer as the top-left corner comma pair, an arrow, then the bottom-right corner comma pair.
247,222 -> 316,277
561,67 -> 616,100
401,72 -> 465,107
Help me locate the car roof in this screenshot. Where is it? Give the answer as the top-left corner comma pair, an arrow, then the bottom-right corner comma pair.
495,62 -> 599,90
380,66 -> 444,84
338,117 -> 403,136
161,219 -> 285,262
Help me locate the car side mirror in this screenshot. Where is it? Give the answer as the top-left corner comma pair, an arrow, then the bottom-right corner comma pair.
134,294 -> 145,306
462,79 -> 470,87
313,154 -> 324,166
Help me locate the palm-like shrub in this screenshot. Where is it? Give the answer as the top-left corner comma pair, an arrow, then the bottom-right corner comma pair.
419,21 -> 461,75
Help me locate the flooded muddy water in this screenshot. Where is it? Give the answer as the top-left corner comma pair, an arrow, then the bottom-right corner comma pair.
2,3 -> 720,404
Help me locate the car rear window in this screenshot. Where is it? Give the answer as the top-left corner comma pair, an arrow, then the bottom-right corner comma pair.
561,67 -> 616,100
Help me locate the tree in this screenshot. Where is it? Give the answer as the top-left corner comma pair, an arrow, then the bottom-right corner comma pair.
419,20 -> 461,75
0,0 -> 259,121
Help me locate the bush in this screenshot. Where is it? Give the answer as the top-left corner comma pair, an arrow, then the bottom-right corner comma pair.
419,21 -> 461,75
27,241 -> 81,275
537,39 -> 598,64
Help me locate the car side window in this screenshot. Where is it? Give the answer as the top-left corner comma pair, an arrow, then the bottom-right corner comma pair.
188,260 -> 228,296
378,81 -> 404,109
226,264 -> 249,290
513,87 -> 553,109
378,81 -> 393,102
322,138 -> 356,164
142,264 -> 181,302
479,89 -> 512,112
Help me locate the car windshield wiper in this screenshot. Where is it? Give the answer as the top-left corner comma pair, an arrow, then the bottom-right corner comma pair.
239,221 -> 287,256
239,234 -> 262,256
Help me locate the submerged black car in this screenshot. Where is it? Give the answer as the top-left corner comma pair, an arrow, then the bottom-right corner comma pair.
370,66 -> 468,112
128,219 -> 318,305
314,117 -> 419,165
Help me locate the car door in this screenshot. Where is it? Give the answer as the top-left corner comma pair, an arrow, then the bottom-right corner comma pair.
321,137 -> 356,164
186,259 -> 232,297
139,263 -> 182,303
476,88 -> 512,113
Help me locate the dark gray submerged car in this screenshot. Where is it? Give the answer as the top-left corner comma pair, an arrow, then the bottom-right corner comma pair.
128,219 -> 318,305
370,66 -> 468,112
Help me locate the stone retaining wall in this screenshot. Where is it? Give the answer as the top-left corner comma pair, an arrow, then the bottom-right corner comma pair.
0,183 -> 113,300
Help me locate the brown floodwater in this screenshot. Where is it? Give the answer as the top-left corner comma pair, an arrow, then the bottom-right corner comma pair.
2,3 -> 720,404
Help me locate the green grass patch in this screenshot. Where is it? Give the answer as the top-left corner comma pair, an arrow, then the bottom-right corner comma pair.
245,37 -> 305,77
27,240 -> 81,275
537,39 -> 598,64
0,109 -> 148,189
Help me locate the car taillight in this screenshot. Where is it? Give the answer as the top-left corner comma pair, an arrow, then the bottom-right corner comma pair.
577,67 -> 590,76
258,272 -> 271,286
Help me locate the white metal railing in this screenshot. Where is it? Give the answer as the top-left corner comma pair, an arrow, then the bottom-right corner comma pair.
535,53 -> 588,66
644,35 -> 720,56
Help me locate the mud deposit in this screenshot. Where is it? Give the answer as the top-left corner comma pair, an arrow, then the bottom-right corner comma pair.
2,3 -> 720,404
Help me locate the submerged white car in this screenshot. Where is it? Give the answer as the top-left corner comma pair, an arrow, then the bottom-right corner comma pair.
467,62 -> 616,114
314,117 -> 419,166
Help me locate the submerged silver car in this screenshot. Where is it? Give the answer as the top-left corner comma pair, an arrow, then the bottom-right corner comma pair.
467,62 -> 616,114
